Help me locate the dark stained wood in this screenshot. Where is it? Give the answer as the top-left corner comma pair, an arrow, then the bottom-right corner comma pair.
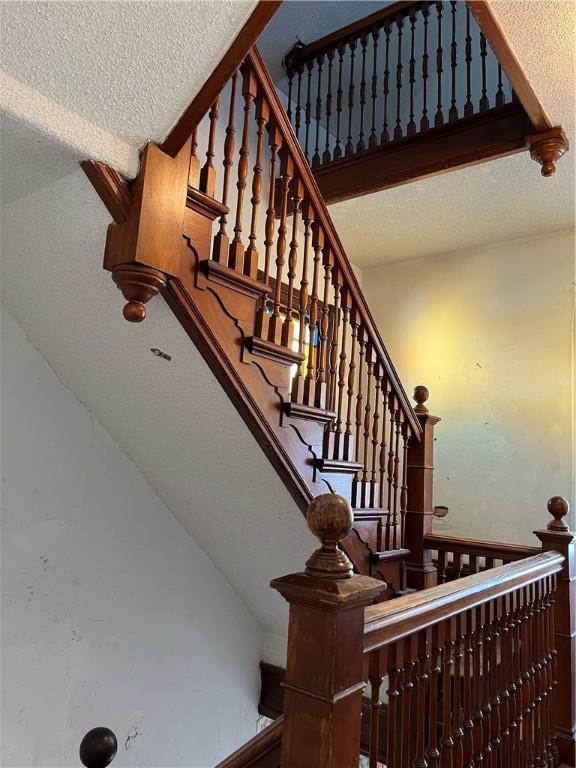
312,101 -> 533,205
404,386 -> 439,590
80,161 -> 131,224
79,727 -> 117,768
534,497 -> 576,766
160,1 -> 281,157
467,0 -> 551,131
271,495 -> 386,767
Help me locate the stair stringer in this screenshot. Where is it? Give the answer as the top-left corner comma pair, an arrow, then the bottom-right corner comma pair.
163,221 -> 389,580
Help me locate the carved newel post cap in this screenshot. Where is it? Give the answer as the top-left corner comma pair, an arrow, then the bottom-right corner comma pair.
79,727 -> 117,768
111,265 -> 167,323
305,493 -> 354,580
413,385 -> 430,414
547,496 -> 570,532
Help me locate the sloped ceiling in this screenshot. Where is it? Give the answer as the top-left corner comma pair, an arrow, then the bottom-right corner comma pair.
0,0 -> 258,176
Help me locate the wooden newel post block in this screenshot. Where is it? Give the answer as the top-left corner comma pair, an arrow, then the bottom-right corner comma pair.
535,496 -> 576,767
404,386 -> 440,590
272,494 -> 386,768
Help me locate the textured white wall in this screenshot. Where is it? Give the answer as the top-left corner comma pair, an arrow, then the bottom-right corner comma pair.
361,230 -> 576,543
1,308 -> 263,768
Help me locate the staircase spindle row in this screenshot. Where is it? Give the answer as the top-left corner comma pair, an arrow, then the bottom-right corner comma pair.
189,49 -> 419,551
364,571 -> 561,768
284,0 -> 514,170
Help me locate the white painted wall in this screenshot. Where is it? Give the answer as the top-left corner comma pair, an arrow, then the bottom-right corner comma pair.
1,308 -> 263,768
360,230 -> 576,543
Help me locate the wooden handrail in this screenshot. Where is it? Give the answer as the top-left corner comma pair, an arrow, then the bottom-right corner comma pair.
215,716 -> 283,768
363,550 -> 564,652
288,0 -> 416,66
246,47 -> 421,438
160,1 -> 282,157
424,532 -> 539,562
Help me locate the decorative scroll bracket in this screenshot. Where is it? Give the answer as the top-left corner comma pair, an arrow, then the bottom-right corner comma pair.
526,127 -> 569,177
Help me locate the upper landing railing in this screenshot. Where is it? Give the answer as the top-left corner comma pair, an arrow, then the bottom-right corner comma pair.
284,0 -> 517,167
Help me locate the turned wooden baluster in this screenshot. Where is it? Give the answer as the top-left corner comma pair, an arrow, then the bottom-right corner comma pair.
400,634 -> 416,768
332,284 -> 350,458
291,199 -> 312,402
302,221 -> 323,407
381,19 -> 392,144
80,728 -> 117,768
449,1 -> 459,123
268,151 -> 293,345
317,244 -> 333,409
369,26 -> 379,149
334,42 -> 345,160
368,650 -> 385,768
435,2 -> 444,128
392,401 -> 402,543
495,64 -> 505,107
281,176 -> 304,348
413,628 -> 430,768
304,60 -> 313,161
386,391 -> 397,526
357,32 -> 368,153
481,602 -> 493,765
489,599 -> 502,764
463,611 -> 475,768
229,68 -> 257,272
512,589 -> 524,765
421,2 -> 430,132
244,94 -> 269,279
323,49 -> 335,163
479,33 -> 489,112
346,37 -> 357,157
344,307 -> 358,460
360,346 -> 374,506
394,15 -> 404,140
499,594 -> 513,768
407,7 -> 417,136
262,123 -> 281,285
327,266 -> 342,412
354,327 -> 366,466
464,8 -> 474,118
189,125 -> 200,188
399,418 -> 409,546
427,624 -> 441,768
453,614 -> 465,766
369,362 -> 382,508
387,641 -> 403,768
200,95 -> 220,197
378,376 -> 389,511
441,620 -> 455,768
294,65 -> 304,140
312,53 -> 324,168
212,72 -> 238,263
472,605 -> 485,767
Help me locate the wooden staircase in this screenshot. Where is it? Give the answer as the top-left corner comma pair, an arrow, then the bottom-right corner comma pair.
80,3 -> 575,765
83,44 -> 442,597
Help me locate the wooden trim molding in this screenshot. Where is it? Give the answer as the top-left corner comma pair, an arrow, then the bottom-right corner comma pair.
81,160 -> 132,224
467,0 -> 552,132
424,532 -> 540,562
160,1 -> 282,158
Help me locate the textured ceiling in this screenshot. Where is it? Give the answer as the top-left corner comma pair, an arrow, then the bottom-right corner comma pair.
332,151 -> 575,268
0,141 -> 314,639
0,0 -> 257,175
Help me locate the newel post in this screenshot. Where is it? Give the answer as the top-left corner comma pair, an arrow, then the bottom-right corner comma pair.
404,385 -> 440,590
535,497 -> 576,766
272,494 -> 386,768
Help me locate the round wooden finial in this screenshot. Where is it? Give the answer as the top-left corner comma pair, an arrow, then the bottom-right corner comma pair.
79,727 -> 117,768
112,265 -> 167,323
527,128 -> 569,178
547,496 -> 570,532
305,493 -> 353,579
413,385 -> 430,414
123,301 -> 147,322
